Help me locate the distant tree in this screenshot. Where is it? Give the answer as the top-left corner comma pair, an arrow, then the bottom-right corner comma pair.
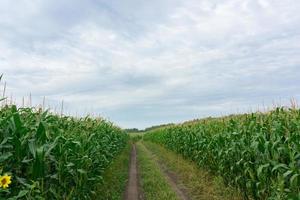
124,128 -> 140,133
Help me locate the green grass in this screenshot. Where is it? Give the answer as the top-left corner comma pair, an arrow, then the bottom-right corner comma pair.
128,132 -> 144,137
136,142 -> 179,200
94,143 -> 131,200
143,141 -> 242,200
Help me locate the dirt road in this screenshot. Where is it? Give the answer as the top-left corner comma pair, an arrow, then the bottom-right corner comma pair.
141,143 -> 189,200
124,145 -> 140,200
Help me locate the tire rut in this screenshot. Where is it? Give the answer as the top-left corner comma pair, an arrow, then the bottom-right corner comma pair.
142,143 -> 190,200
124,144 -> 143,200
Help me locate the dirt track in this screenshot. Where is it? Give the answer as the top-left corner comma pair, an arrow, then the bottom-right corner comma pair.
142,143 -> 189,200
125,143 -> 188,200
159,163 -> 189,200
124,145 -> 140,200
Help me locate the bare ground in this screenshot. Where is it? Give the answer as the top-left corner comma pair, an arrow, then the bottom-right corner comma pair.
124,144 -> 143,200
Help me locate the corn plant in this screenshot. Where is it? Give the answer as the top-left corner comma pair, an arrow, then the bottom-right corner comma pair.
0,105 -> 128,199
144,108 -> 300,200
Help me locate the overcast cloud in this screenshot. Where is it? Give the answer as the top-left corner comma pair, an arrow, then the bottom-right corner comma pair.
1,0 -> 300,129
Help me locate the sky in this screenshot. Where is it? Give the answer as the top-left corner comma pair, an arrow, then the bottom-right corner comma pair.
0,0 -> 300,129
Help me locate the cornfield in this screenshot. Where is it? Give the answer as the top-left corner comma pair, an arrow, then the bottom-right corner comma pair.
0,104 -> 128,199
144,108 -> 300,200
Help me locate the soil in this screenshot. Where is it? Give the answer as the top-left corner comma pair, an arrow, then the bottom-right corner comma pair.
124,144 -> 143,200
161,166 -> 190,200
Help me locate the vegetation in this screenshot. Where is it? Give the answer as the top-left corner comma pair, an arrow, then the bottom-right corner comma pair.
124,123 -> 175,134
95,143 -> 131,200
142,123 -> 175,132
130,134 -> 143,143
0,105 -> 128,199
124,128 -> 140,133
136,142 -> 179,200
144,108 -> 300,200
143,141 -> 242,200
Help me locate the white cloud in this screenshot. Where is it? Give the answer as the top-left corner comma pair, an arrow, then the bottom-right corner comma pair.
0,0 -> 300,128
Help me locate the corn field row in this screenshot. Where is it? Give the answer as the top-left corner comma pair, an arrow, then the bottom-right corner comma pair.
0,104 -> 128,199
144,108 -> 300,200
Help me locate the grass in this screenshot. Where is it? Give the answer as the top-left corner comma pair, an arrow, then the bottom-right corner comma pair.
94,143 -> 131,200
143,141 -> 243,200
136,142 -> 179,200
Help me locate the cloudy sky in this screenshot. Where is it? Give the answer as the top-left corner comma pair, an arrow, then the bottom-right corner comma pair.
1,0 -> 300,129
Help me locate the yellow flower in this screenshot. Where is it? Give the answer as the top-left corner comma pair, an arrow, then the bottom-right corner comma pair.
0,174 -> 12,189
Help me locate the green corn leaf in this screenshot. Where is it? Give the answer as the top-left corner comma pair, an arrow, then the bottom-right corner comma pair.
28,140 -> 36,158
257,163 -> 270,177
0,152 -> 13,162
36,121 -> 47,143
272,163 -> 289,172
283,170 -> 293,179
15,190 -> 29,199
77,169 -> 87,174
290,174 -> 299,188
